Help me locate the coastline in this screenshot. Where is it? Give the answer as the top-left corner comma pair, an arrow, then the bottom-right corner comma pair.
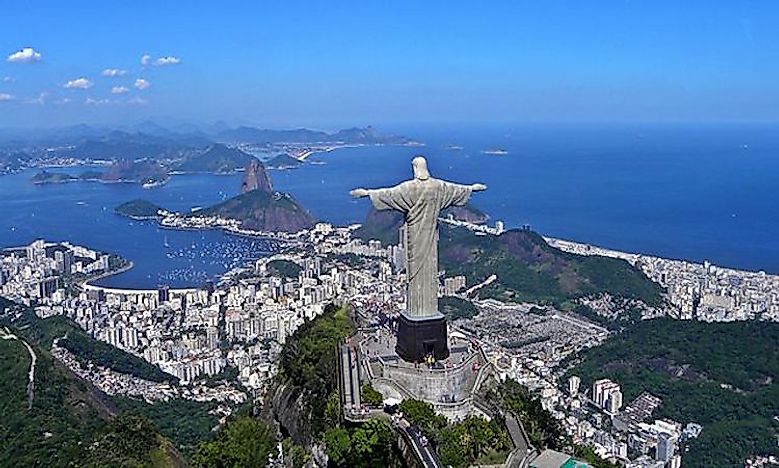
80,260 -> 135,290
5,139 -> 779,275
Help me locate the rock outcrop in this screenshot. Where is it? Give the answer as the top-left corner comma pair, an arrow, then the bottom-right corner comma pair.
240,158 -> 273,194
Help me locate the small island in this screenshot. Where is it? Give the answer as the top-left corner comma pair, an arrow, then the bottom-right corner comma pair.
114,199 -> 167,220
265,153 -> 303,170
31,170 -> 104,185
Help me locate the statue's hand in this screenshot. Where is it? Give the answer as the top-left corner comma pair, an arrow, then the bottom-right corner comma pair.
471,183 -> 487,192
350,188 -> 370,198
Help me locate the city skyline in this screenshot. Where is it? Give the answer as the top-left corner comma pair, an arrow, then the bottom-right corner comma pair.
2,1 -> 779,128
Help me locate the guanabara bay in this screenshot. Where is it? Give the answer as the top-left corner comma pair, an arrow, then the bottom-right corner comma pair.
2,2 -> 778,468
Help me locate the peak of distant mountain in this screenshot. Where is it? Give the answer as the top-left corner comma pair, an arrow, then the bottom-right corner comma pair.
174,143 -> 256,174
265,153 -> 303,169
130,121 -> 173,136
240,159 -> 273,193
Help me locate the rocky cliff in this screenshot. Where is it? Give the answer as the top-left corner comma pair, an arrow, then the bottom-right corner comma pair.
240,158 -> 273,193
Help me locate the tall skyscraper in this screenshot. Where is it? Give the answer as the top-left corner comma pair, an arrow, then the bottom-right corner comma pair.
656,432 -> 676,462
26,239 -> 46,263
54,250 -> 74,274
158,285 -> 170,304
593,379 -> 622,414
606,389 -> 623,414
568,375 -> 581,396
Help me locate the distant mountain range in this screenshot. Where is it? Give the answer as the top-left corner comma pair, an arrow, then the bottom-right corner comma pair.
0,122 -> 416,154
3,123 -> 416,181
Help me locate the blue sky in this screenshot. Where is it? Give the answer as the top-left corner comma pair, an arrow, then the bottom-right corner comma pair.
1,1 -> 778,128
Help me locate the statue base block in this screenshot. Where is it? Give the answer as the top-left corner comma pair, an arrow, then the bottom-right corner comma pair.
396,313 -> 449,362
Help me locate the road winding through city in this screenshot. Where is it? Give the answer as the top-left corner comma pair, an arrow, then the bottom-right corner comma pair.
1,327 -> 37,409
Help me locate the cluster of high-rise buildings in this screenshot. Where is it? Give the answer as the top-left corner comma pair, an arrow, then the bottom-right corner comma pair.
546,238 -> 779,322
539,373 -> 690,467
1,240 -> 111,301
0,227 -> 412,407
592,378 -> 623,415
468,300 -> 697,466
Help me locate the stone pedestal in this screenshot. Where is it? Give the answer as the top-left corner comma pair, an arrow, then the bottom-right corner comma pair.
396,312 -> 449,362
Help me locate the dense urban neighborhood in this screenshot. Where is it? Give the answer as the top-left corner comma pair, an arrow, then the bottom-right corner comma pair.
3,213 -> 778,466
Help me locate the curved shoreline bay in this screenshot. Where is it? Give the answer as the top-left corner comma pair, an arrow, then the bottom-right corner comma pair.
2,125 -> 779,283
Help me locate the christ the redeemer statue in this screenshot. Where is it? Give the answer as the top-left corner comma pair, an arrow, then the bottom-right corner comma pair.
351,156 -> 486,361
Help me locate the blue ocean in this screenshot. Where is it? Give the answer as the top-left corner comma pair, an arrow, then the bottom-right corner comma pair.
1,123 -> 778,287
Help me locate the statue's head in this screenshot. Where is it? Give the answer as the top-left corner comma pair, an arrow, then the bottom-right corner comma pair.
412,156 -> 430,181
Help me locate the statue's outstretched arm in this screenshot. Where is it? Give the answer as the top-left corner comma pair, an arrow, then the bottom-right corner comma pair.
351,183 -> 412,212
350,188 -> 371,198
470,183 -> 487,191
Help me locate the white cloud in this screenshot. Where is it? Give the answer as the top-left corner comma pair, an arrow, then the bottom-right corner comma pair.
111,86 -> 130,94
140,54 -> 151,66
102,68 -> 127,77
127,96 -> 148,105
7,47 -> 42,63
85,97 -> 113,105
64,77 -> 93,89
2,76 -> 13,83
26,92 -> 48,105
154,56 -> 181,66
55,98 -> 72,104
134,78 -> 151,90
0,93 -> 13,101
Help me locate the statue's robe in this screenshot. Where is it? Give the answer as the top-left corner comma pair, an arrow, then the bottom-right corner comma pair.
369,178 -> 473,318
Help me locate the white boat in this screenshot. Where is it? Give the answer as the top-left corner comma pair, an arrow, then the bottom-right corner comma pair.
481,148 -> 508,155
